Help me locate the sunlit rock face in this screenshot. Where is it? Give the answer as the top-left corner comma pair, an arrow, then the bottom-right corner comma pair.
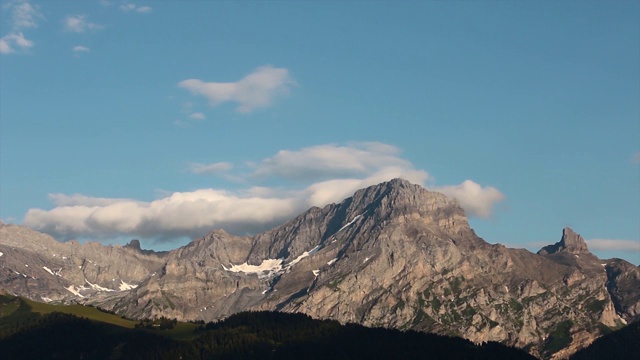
2,179 -> 638,359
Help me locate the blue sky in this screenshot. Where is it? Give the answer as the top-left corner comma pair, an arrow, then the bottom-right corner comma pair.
1,0 -> 638,264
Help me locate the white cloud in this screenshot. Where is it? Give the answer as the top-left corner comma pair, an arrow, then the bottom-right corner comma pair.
119,3 -> 152,13
72,45 -> 90,53
0,1 -> 41,54
586,239 -> 640,252
0,38 -> 12,54
433,180 -> 505,218
188,162 -> 233,175
64,15 -> 103,33
189,112 -> 206,120
23,143 -> 504,243
253,142 -> 413,181
5,0 -> 42,29
178,65 -> 296,113
0,32 -> 33,54
48,193 -> 138,207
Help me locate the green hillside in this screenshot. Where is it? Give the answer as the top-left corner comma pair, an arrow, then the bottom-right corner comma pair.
0,294 -> 196,340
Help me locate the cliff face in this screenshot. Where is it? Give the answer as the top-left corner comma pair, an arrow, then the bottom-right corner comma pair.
1,179 -> 638,359
0,223 -> 166,302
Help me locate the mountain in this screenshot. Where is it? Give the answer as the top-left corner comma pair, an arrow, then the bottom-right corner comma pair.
1,179 -> 638,359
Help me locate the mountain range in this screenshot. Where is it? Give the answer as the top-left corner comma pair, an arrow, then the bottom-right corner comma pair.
1,179 -> 638,359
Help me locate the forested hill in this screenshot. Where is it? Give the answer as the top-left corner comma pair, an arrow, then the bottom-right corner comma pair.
0,295 -> 535,360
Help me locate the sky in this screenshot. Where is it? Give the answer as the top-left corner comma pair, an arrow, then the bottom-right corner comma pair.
1,0 -> 639,264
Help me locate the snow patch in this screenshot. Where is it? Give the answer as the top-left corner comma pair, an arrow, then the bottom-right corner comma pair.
338,215 -> 362,232
119,280 -> 137,291
85,279 -> 115,292
288,245 -> 322,268
224,244 -> 326,279
223,258 -> 283,279
65,285 -> 85,298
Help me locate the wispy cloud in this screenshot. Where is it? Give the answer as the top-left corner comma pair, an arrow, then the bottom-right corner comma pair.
72,45 -> 90,53
179,65 -> 296,113
188,162 -> 233,175
64,15 -> 103,33
23,142 -> 504,243
5,0 -> 41,29
586,239 -> 640,252
119,3 -> 152,14
0,0 -> 42,54
189,112 -> 206,120
252,142 -> 419,181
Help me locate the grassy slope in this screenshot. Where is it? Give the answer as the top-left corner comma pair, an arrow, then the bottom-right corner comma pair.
0,294 -> 197,339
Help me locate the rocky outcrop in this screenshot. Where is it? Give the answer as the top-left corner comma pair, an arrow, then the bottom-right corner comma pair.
1,179 -> 638,360
538,228 -> 591,255
0,222 -> 165,302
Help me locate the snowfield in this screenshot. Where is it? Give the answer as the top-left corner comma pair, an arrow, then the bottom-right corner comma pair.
223,258 -> 284,279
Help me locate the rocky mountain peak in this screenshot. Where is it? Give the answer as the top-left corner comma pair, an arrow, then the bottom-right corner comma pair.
346,178 -> 471,235
124,239 -> 142,251
537,227 -> 591,255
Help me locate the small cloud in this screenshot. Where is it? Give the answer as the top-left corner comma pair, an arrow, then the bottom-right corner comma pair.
586,239 -> 640,252
72,45 -> 90,53
173,119 -> 190,127
433,180 -> 505,218
188,162 -> 233,175
1,0 -> 41,55
64,15 -> 103,33
4,0 -> 43,29
631,151 -> 640,165
189,112 -> 206,120
120,3 -> 152,14
0,32 -> 33,54
136,6 -> 152,13
178,65 -> 296,113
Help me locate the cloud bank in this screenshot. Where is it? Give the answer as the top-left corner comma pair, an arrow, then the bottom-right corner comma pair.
179,65 -> 296,113
24,142 -> 505,243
